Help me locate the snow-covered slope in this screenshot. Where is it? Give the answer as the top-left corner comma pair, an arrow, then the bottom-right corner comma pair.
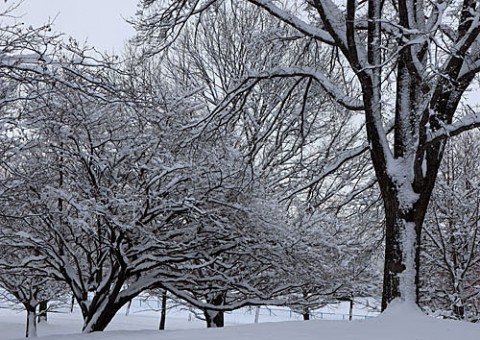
3,301 -> 479,340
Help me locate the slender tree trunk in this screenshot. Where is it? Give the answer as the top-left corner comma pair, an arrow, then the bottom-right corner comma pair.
448,227 -> 466,320
37,301 -> 48,323
125,300 -> 132,316
348,299 -> 353,321
254,306 -> 260,323
25,306 -> 37,338
302,291 -> 310,320
159,289 -> 167,330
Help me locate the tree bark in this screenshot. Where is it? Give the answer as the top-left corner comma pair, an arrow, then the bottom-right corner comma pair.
453,303 -> 465,320
380,161 -> 441,311
80,291 -> 133,333
82,305 -> 120,333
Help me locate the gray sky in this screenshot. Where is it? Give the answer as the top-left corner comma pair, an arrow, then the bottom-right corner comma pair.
3,0 -> 138,53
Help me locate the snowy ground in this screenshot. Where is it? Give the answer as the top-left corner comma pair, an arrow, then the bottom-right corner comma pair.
0,300 -> 478,340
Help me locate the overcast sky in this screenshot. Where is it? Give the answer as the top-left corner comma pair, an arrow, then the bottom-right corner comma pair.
3,0 -> 138,53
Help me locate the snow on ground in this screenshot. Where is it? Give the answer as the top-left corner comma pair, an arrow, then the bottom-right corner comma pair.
0,300 -> 478,340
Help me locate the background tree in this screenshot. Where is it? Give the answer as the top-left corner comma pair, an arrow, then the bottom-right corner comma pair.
284,200 -> 382,320
0,244 -> 67,338
142,1 -> 383,319
136,0 -> 480,310
420,129 -> 480,321
0,47 -> 315,332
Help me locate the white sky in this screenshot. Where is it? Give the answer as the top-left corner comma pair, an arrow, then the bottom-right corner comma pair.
2,0 -> 138,53
1,1 -> 479,106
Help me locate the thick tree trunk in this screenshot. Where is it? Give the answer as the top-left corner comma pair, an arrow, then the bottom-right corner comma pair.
302,311 -> 310,321
159,289 -> 167,330
75,270 -> 137,332
381,200 -> 420,310
204,305 -> 225,328
204,294 -> 225,328
453,303 -> 465,319
80,292 -> 132,333
205,310 -> 224,328
375,126 -> 446,311
82,305 -> 120,333
380,176 -> 438,311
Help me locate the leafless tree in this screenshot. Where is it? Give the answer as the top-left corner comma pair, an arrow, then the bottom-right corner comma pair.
0,51 -> 308,332
420,130 -> 480,321
0,244 -> 66,338
136,0 -> 480,311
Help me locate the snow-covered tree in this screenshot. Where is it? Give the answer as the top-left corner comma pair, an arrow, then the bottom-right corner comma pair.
0,243 -> 66,338
0,49 -> 309,332
283,199 -> 382,320
136,0 -> 480,310
0,8 -> 116,336
136,3 -> 384,321
420,130 -> 480,321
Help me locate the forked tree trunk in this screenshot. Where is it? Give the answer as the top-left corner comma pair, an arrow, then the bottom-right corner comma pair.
204,294 -> 225,328
69,269 -> 139,332
205,310 -> 224,328
79,289 -> 134,333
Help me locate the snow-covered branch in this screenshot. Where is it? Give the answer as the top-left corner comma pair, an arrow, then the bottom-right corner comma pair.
248,0 -> 336,44
426,111 -> 480,145
240,67 -> 364,111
